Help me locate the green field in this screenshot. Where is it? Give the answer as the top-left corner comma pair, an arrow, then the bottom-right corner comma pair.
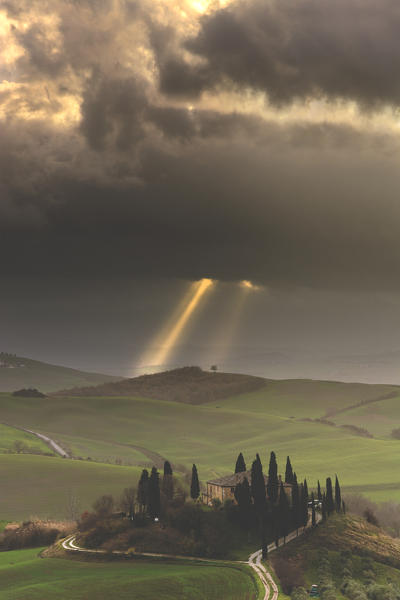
2,377 -> 400,519
0,424 -> 53,456
0,354 -> 120,393
0,548 -> 259,600
0,455 -> 142,520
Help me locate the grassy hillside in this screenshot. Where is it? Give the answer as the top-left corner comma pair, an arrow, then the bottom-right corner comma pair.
271,514 -> 400,597
55,366 -> 266,403
3,374 -> 400,519
0,548 -> 259,600
0,353 -> 120,393
0,424 -> 54,456
0,455 -> 143,520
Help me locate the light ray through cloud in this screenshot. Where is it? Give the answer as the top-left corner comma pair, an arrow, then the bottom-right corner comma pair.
139,278 -> 215,372
204,280 -> 262,370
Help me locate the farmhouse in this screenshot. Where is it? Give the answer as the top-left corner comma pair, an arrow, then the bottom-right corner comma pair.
204,471 -> 292,505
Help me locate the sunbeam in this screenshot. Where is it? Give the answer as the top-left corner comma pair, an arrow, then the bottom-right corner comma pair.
139,278 -> 215,371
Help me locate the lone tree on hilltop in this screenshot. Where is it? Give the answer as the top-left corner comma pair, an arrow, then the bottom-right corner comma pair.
190,464 -> 200,500
251,454 -> 267,513
335,475 -> 341,513
267,451 -> 279,504
137,469 -> 149,513
285,456 -> 294,484
148,467 -> 161,519
235,452 -> 246,473
326,477 -> 335,516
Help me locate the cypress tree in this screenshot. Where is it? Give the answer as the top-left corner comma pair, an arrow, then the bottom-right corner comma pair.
148,467 -> 160,519
235,477 -> 252,516
342,500 -> 346,515
335,475 -> 341,513
162,461 -> 174,502
273,505 -> 280,548
262,530 -> 268,559
278,481 -> 290,543
137,469 -> 149,513
291,474 -> 300,534
190,464 -> 200,500
311,492 -> 316,527
326,477 -> 335,516
322,492 -> 327,522
267,451 -> 279,504
317,480 -> 322,502
303,479 -> 309,504
163,460 -> 173,476
251,455 -> 267,513
285,456 -> 294,484
300,483 -> 309,530
235,452 -> 246,473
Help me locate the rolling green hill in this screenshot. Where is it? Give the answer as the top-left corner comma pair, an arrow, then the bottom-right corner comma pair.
0,548 -> 258,600
272,514 -> 400,598
55,366 -> 266,403
0,353 -> 120,393
0,455 -> 143,521
2,372 -> 400,521
3,370 -> 400,520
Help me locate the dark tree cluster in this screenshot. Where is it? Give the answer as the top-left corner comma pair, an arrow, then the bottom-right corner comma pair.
12,388 -> 46,398
232,451 -> 343,554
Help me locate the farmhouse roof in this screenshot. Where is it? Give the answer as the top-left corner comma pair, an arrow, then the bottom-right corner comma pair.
207,470 -> 292,488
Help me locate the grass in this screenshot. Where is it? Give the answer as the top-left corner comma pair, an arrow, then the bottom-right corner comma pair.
0,424 -> 53,455
272,514 -> 400,596
0,354 -> 120,393
333,394 -> 400,439
0,455 -> 143,521
2,376 -> 400,519
0,548 -> 259,600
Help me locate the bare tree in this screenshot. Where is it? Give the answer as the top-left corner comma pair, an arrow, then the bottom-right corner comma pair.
93,494 -> 114,516
120,487 -> 136,520
66,490 -> 81,521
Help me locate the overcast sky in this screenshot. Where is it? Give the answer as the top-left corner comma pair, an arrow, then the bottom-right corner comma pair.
2,0 -> 400,382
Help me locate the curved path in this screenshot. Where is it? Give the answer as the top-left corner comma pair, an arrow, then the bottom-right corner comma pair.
62,535 -> 281,599
1,422 -> 69,457
62,514 -> 322,599
24,429 -> 69,458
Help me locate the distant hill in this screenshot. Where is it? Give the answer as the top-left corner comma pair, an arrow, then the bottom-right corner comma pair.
0,353 -> 120,393
54,366 -> 266,403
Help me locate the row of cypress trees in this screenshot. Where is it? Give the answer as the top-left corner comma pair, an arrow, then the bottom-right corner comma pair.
233,451 -> 344,556
137,461 -> 201,518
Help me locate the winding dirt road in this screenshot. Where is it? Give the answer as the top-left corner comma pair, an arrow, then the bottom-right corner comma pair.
2,422 -> 70,457
61,513 -> 321,598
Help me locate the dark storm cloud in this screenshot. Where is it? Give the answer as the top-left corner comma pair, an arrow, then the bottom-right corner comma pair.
3,0 -> 400,293
159,0 -> 400,107
2,106 -> 400,291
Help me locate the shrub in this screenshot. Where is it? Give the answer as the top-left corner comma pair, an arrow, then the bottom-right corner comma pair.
291,587 -> 309,600
273,557 -> 305,594
0,520 -> 70,550
92,495 -> 114,517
